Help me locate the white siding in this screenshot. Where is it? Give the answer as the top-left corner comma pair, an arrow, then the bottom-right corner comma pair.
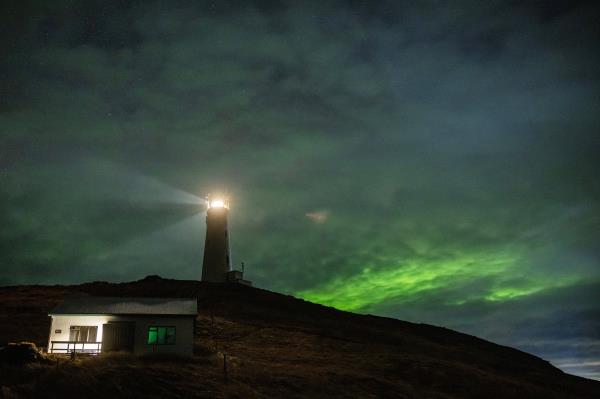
48,314 -> 194,356
131,316 -> 194,357
48,315 -> 112,353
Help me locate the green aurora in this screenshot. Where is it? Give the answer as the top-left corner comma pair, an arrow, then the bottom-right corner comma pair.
1,0 -> 599,381
297,250 -> 580,311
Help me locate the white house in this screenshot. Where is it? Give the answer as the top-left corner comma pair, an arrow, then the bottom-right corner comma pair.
47,295 -> 197,357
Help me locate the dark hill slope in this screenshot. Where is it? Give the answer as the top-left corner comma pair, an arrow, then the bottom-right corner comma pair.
1,276 -> 599,398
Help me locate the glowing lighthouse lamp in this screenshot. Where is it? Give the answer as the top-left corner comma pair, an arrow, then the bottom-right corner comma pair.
207,197 -> 229,209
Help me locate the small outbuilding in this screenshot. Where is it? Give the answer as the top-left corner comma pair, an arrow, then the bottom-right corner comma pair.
47,296 -> 197,357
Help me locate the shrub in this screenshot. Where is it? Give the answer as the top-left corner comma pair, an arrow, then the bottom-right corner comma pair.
0,342 -> 49,365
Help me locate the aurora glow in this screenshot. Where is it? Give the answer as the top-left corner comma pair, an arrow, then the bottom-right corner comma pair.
298,249 -> 582,311
1,0 -> 599,381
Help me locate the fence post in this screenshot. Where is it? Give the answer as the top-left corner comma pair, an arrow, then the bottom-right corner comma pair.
223,353 -> 228,383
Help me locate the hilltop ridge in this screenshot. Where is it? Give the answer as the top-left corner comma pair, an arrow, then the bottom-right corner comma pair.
1,276 -> 599,398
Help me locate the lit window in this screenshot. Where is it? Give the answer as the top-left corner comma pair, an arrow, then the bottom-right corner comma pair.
69,326 -> 98,342
147,326 -> 176,345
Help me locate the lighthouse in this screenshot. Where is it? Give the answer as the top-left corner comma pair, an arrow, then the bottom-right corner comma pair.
201,196 -> 231,282
201,195 -> 251,285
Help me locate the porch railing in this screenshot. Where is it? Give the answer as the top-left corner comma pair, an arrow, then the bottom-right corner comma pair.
50,341 -> 102,354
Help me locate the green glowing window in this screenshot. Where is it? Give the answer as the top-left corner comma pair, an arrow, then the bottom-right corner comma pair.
147,326 -> 176,345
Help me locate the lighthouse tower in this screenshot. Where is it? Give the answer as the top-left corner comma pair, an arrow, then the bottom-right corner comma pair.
201,196 -> 231,282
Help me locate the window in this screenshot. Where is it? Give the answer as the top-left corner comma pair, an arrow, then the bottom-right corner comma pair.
69,326 -> 98,342
147,326 -> 176,345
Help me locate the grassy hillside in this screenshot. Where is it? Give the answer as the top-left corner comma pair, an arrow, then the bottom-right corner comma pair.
1,276 -> 599,398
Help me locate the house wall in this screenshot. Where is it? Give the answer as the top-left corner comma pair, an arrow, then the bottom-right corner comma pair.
48,314 -> 195,357
48,314 -> 112,353
131,316 -> 195,357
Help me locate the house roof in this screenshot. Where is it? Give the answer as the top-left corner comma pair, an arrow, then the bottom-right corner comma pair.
49,296 -> 197,316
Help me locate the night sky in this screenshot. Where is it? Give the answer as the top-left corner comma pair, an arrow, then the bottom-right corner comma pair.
1,0 -> 599,380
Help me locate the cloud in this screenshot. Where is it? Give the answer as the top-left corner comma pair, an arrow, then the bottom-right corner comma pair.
0,0 -> 599,379
305,210 -> 329,224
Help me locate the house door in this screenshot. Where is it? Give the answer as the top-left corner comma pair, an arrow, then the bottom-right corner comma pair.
102,322 -> 135,352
